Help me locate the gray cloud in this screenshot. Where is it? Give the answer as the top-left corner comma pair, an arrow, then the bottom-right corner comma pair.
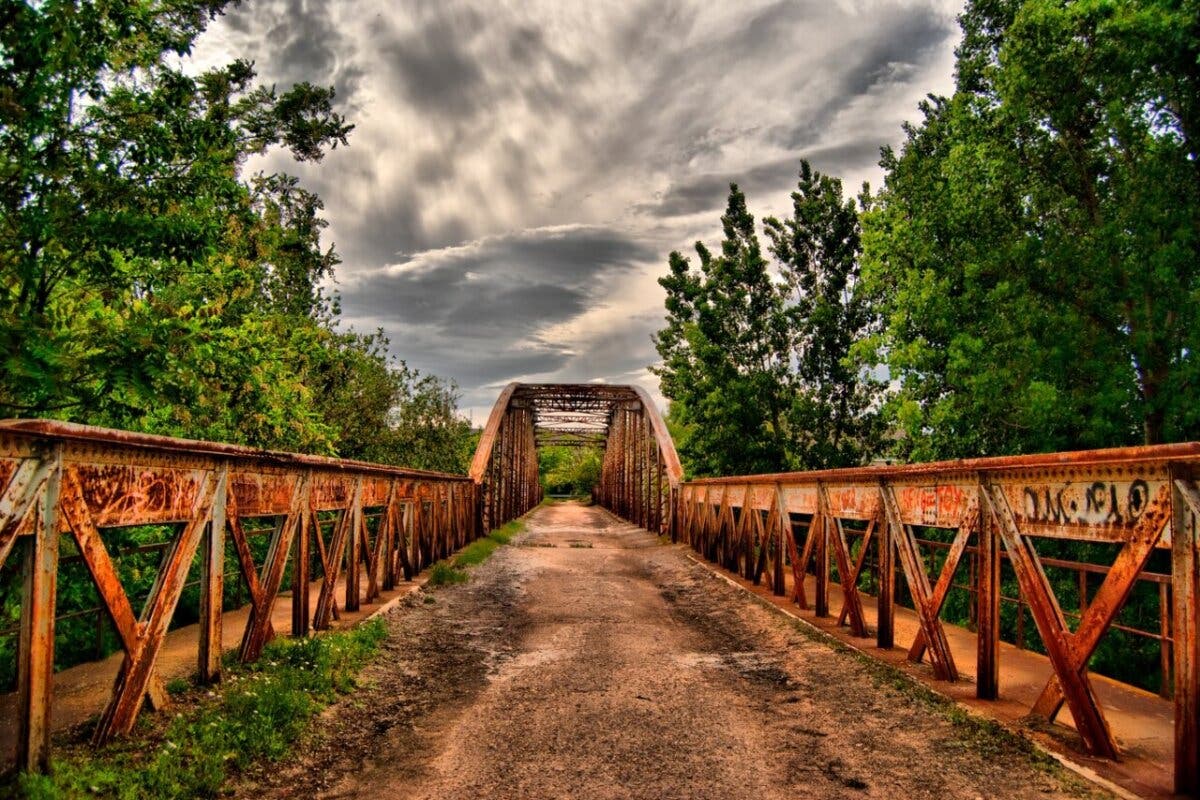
339,224 -> 655,349
382,17 -> 487,119
640,138 -> 891,218
192,1 -> 962,415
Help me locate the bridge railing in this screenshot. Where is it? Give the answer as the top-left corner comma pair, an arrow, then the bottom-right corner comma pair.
468,384 -> 541,530
594,386 -> 683,537
0,420 -> 478,772
676,443 -> 1200,795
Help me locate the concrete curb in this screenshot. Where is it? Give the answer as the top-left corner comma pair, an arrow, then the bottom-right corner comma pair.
364,577 -> 430,621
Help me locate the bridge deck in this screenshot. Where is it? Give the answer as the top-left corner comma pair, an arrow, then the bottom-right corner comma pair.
0,502 -> 1171,797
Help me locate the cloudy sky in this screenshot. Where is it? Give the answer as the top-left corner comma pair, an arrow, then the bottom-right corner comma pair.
191,0 -> 963,420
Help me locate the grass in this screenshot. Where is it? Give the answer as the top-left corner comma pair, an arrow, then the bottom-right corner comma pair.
11,619 -> 388,800
425,519 -> 524,587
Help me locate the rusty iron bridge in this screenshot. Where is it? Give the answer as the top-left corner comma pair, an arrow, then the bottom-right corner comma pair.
0,381 -> 1197,795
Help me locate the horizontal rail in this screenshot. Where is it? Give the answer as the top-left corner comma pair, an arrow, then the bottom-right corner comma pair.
676,444 -> 1200,795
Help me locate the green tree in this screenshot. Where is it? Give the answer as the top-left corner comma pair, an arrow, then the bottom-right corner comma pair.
538,446 -> 602,496
653,185 -> 793,476
0,1 -> 355,450
765,161 -> 879,468
861,0 -> 1200,459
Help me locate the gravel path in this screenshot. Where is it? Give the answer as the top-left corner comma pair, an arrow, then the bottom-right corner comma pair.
241,502 -> 1107,800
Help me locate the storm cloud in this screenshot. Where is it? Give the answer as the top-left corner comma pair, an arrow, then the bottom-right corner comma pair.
190,0 -> 962,416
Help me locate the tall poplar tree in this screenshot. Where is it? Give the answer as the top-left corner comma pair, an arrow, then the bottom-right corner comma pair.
653,185 -> 793,476
765,161 -> 879,469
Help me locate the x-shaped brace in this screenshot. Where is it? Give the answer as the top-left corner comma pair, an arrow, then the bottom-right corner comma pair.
982,481 -> 1170,759
880,483 -> 958,681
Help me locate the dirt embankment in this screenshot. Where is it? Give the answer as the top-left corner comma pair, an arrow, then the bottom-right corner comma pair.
239,502 -> 1108,800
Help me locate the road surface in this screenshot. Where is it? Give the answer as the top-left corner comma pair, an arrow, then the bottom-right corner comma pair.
242,501 -> 1104,800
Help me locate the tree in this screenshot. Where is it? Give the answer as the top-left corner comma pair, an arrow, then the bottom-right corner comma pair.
861,0 -> 1200,459
765,161 -> 879,468
653,185 -> 793,476
538,446 -> 602,497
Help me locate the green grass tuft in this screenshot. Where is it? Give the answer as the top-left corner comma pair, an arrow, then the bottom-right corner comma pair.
427,520 -> 525,586
426,561 -> 468,586
9,620 -> 388,799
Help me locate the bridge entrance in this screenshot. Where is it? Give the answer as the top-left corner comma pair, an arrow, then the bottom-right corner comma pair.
468,383 -> 682,534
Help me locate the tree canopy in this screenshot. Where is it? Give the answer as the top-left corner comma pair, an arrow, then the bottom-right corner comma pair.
860,0 -> 1200,459
0,0 -> 472,470
655,168 -> 879,477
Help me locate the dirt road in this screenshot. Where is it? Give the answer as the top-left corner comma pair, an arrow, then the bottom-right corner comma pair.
244,502 -> 1105,800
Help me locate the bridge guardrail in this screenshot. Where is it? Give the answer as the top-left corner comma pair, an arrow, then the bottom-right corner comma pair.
675,443 -> 1200,795
0,420 -> 478,772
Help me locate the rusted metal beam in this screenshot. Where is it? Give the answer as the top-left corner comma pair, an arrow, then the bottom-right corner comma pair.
909,500 -> 978,663
94,471 -> 218,743
1174,475 -> 1200,794
820,485 -> 868,637
15,447 -> 60,773
976,483 -> 1001,701
199,466 -> 227,682
881,483 -> 958,681
982,482 -> 1120,759
1028,485 -> 1171,721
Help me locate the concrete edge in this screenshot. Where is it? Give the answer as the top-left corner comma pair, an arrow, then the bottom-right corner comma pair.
682,550 -> 1143,800
364,577 -> 430,621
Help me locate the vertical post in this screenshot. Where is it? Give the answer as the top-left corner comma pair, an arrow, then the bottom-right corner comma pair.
1161,581 -> 1172,700
515,410 -> 524,517
773,492 -> 786,597
503,415 -> 513,524
17,449 -> 61,773
382,482 -> 397,591
199,466 -> 228,681
877,485 -> 895,649
344,482 -> 361,613
976,483 -> 1000,700
657,453 -> 667,534
669,486 -> 679,543
291,478 -> 310,636
1172,474 -> 1200,795
638,414 -> 646,527
815,504 -> 829,617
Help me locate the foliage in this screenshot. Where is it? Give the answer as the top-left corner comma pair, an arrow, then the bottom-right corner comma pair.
308,328 -> 474,472
860,0 -> 1200,459
426,561 -> 468,587
655,174 -> 882,476
653,185 -> 795,476
426,519 -> 523,586
764,160 -> 880,468
0,1 -> 475,465
538,446 -> 601,496
11,619 -> 387,799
